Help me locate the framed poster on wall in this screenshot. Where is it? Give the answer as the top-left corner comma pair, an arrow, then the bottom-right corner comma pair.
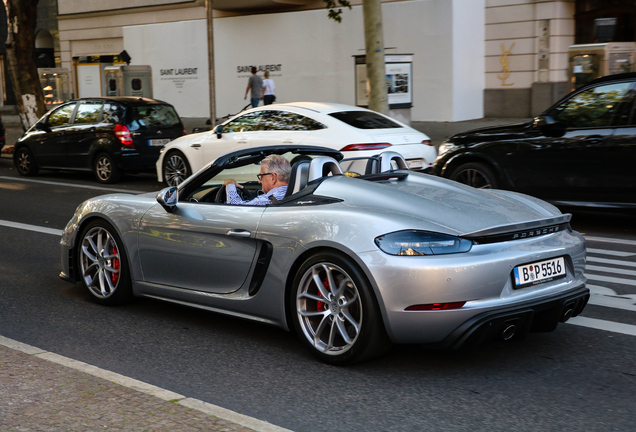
354,54 -> 413,109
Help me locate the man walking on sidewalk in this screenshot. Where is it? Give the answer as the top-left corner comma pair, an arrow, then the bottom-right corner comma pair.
244,67 -> 263,108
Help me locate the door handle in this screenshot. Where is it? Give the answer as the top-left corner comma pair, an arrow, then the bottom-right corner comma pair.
582,135 -> 605,145
283,139 -> 293,144
190,143 -> 201,148
226,229 -> 251,238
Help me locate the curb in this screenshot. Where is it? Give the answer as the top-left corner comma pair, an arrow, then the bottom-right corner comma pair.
0,335 -> 293,432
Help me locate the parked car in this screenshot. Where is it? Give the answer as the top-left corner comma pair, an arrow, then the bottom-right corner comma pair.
14,97 -> 184,183
61,145 -> 588,364
0,113 -> 5,152
433,73 -> 636,209
156,102 -> 436,186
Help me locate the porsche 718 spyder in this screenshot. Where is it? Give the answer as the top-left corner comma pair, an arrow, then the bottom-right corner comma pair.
60,145 -> 588,364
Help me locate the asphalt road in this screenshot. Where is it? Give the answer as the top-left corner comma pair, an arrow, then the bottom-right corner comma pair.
1,158 -> 635,432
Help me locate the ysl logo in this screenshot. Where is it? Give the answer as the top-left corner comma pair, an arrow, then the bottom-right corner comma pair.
497,42 -> 515,86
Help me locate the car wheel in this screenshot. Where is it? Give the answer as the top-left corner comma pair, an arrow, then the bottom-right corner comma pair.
291,252 -> 392,365
450,162 -> 498,189
15,147 -> 39,176
94,152 -> 121,184
163,151 -> 191,186
78,220 -> 133,306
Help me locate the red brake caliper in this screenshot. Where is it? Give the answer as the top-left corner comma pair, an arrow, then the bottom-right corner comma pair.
316,276 -> 330,312
111,245 -> 120,284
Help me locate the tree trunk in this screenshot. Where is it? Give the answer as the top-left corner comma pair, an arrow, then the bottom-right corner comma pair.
362,0 -> 388,115
4,0 -> 46,130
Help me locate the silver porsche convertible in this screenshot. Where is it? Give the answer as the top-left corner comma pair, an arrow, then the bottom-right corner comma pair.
60,145 -> 589,364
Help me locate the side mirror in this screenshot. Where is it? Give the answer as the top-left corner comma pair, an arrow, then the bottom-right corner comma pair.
35,121 -> 51,133
214,125 -> 224,139
533,115 -> 565,138
157,187 -> 178,212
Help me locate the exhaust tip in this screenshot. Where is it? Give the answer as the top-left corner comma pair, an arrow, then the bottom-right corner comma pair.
501,324 -> 517,341
561,308 -> 574,323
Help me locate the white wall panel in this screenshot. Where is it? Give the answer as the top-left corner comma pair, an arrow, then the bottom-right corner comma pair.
123,20 -> 210,118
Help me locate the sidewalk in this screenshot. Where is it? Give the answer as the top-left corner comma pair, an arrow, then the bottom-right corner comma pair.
0,336 -> 289,432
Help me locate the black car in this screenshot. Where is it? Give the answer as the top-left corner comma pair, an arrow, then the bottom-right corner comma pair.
434,73 -> 636,209
14,97 -> 184,183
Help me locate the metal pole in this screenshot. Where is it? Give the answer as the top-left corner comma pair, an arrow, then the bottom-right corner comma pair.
206,0 -> 216,126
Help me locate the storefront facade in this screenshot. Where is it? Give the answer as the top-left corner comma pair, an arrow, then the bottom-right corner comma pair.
54,0 -> 636,122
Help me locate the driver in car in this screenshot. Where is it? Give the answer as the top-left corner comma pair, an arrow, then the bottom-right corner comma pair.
222,154 -> 291,205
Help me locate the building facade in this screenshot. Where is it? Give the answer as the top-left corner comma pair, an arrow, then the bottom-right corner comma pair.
42,0 -> 636,121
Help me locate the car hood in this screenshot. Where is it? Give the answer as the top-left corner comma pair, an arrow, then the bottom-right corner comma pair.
314,173 -> 561,236
449,121 -> 533,144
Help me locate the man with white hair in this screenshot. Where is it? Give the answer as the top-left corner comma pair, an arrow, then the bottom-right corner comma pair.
222,154 -> 291,205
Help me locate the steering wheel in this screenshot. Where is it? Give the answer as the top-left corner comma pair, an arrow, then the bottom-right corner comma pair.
215,184 -> 254,203
215,185 -> 228,203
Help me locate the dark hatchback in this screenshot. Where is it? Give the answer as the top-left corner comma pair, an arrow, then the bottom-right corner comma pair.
14,97 -> 184,183
434,73 -> 636,209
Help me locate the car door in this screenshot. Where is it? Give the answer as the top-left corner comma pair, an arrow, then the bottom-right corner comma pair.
599,82 -> 636,204
65,101 -> 104,169
200,111 -> 261,163
138,202 -> 265,294
507,81 -> 633,202
32,102 -> 76,168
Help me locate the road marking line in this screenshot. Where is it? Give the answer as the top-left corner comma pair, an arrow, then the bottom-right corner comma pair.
584,235 -> 636,247
585,273 -> 636,287
0,176 -> 146,194
0,219 -> 63,236
587,256 -> 636,268
568,316 -> 636,337
588,294 -> 636,312
0,335 -> 292,432
586,264 -> 636,277
587,248 -> 635,257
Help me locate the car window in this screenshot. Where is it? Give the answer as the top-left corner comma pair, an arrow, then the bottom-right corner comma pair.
74,103 -> 103,124
614,87 -> 636,126
102,103 -> 124,124
329,111 -> 401,129
224,112 -> 262,133
296,114 -> 326,131
259,111 -> 298,131
550,82 -> 632,129
129,104 -> 180,129
47,103 -> 76,128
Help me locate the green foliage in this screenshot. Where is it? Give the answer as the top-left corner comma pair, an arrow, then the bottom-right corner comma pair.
323,0 -> 352,23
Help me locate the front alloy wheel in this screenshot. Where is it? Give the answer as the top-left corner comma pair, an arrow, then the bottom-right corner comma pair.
163,151 -> 191,186
450,162 -> 498,189
79,221 -> 132,305
15,147 -> 39,176
292,253 -> 391,364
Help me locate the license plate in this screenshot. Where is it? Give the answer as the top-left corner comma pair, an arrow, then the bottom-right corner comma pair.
513,257 -> 566,289
406,159 -> 424,169
149,138 -> 171,146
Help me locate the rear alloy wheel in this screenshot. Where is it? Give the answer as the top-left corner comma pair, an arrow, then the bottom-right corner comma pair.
291,252 -> 391,365
94,152 -> 121,184
78,220 -> 133,306
15,147 -> 39,176
450,162 -> 498,189
163,151 -> 191,186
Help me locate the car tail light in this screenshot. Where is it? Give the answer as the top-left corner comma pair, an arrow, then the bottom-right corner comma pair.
340,143 -> 391,151
114,124 -> 134,147
183,125 -> 187,136
405,302 -> 466,311
422,139 -> 433,146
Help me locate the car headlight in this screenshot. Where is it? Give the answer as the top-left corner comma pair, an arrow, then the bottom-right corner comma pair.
437,141 -> 456,156
375,230 -> 473,256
